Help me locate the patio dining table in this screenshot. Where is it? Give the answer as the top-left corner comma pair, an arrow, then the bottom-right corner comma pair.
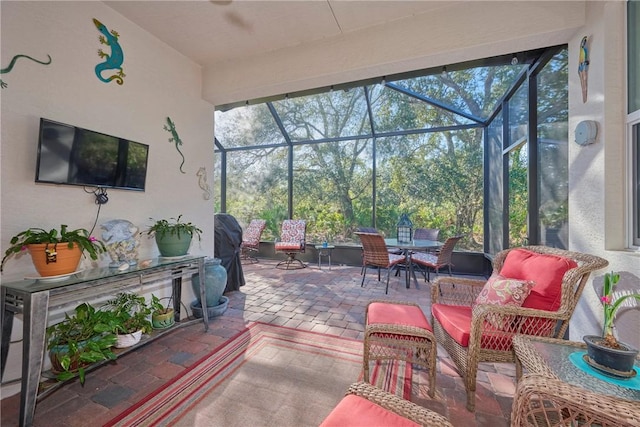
384,238 -> 442,288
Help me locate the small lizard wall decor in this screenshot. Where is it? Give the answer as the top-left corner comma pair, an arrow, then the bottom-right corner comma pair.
93,18 -> 125,85
164,117 -> 186,174
1,53 -> 52,89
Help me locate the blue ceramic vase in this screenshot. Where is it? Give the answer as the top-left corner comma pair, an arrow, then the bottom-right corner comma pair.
191,258 -> 227,307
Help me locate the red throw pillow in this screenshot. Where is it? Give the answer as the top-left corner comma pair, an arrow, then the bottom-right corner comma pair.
499,248 -> 577,312
475,272 -> 535,329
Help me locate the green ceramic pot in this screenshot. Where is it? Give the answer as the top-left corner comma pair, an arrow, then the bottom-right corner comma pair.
152,309 -> 175,329
155,233 -> 192,257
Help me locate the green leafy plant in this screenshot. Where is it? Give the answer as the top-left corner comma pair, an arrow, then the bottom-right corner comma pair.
1,225 -> 106,272
150,294 -> 173,316
150,294 -> 175,329
146,215 -> 202,240
100,292 -> 152,335
46,302 -> 117,384
601,271 -> 640,349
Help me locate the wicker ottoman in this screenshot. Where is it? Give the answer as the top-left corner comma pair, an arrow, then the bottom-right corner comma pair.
363,300 -> 437,398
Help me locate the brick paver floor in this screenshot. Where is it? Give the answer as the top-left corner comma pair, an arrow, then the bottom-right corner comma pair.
0,260 -> 515,426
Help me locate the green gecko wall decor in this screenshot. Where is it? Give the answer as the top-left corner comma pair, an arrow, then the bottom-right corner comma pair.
1,54 -> 52,89
93,18 -> 125,85
164,117 -> 186,174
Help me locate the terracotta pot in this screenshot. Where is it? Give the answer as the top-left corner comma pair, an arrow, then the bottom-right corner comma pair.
583,335 -> 639,373
28,243 -> 83,277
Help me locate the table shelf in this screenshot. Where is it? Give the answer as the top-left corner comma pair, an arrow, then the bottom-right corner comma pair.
1,256 -> 207,427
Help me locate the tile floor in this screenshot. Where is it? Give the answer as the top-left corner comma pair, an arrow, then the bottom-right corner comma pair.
0,260 -> 516,427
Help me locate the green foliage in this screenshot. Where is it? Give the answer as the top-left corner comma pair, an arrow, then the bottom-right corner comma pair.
1,225 -> 106,272
150,294 -> 173,316
100,292 -> 152,335
218,49 -> 569,252
146,215 -> 202,240
601,272 -> 640,341
46,302 -> 117,384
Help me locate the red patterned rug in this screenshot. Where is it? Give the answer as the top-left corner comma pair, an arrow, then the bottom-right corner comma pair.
104,322 -> 411,427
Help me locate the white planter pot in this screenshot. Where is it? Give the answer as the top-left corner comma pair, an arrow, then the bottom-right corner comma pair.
115,330 -> 143,348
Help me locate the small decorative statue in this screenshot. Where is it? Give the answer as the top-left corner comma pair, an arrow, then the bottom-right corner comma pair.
101,219 -> 140,268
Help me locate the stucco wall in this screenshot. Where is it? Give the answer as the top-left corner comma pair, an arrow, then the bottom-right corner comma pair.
0,1 -> 215,395
568,1 -> 640,349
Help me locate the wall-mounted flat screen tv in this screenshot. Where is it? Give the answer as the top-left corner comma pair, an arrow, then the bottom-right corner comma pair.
35,118 -> 149,191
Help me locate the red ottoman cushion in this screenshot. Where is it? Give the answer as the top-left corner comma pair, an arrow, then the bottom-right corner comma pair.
367,302 -> 431,331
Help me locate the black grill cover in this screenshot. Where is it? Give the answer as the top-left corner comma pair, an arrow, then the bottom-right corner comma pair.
214,213 -> 245,292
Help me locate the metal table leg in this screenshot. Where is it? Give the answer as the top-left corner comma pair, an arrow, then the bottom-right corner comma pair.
1,287 -> 14,377
20,291 -> 49,427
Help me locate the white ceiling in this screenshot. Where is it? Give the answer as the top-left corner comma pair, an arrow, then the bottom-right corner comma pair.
105,0 -> 450,68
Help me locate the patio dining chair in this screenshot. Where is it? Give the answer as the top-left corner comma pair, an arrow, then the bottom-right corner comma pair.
430,246 -> 608,411
356,232 -> 405,294
356,227 -> 383,274
413,227 -> 440,241
410,235 -> 461,282
274,219 -> 307,269
240,219 -> 266,263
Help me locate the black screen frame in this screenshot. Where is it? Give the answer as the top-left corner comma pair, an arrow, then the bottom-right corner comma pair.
35,118 -> 149,191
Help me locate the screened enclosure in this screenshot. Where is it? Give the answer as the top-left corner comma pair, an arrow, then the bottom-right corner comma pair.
214,45 -> 569,255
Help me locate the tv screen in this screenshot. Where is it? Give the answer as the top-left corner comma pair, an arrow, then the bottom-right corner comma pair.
35,118 -> 149,191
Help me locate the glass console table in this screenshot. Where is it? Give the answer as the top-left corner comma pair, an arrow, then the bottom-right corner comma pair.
0,256 -> 207,427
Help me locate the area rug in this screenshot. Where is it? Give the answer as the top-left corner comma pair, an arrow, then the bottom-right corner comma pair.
104,322 -> 411,427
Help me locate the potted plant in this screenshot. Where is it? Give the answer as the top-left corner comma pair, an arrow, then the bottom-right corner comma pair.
1,225 -> 106,276
583,271 -> 640,374
46,302 -> 117,384
150,294 -> 175,329
146,215 -> 202,257
100,292 -> 152,348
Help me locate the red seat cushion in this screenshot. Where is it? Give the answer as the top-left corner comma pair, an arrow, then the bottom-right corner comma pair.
274,242 -> 303,251
431,304 -> 513,350
319,394 -> 420,427
367,302 -> 431,331
499,248 -> 577,312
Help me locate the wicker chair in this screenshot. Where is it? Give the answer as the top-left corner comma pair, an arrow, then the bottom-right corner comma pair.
430,246 -> 608,411
320,382 -> 453,427
410,235 -> 461,282
511,374 -> 639,426
274,219 -> 307,270
240,219 -> 266,263
356,232 -> 405,294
